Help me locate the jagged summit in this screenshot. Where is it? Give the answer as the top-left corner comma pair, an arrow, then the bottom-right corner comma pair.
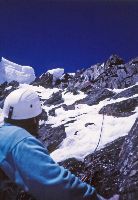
0,57 -> 36,84
33,54 -> 138,91
105,54 -> 124,67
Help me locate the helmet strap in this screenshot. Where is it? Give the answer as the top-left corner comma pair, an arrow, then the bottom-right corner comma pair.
8,106 -> 14,119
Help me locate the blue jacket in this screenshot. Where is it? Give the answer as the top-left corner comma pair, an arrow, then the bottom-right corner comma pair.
0,123 -> 99,200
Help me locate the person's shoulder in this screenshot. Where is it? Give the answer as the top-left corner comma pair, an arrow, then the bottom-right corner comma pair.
0,124 -> 34,155
0,123 -> 32,142
2,123 -> 30,134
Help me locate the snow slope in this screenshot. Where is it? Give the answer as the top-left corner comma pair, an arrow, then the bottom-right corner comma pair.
18,83 -> 138,162
0,57 -> 36,84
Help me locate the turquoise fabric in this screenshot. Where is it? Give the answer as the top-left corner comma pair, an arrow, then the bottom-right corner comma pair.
0,123 -> 99,200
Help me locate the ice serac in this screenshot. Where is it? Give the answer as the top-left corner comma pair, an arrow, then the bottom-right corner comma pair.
47,68 -> 64,83
0,57 -> 36,84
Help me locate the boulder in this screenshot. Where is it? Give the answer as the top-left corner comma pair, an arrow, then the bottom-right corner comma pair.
40,108 -> 48,120
48,108 -> 56,116
85,122 -> 95,127
62,104 -> 75,111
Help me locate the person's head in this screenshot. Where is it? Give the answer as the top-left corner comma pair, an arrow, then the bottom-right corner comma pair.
3,88 -> 42,136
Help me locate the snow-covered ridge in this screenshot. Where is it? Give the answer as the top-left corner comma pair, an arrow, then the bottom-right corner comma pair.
0,57 -> 36,84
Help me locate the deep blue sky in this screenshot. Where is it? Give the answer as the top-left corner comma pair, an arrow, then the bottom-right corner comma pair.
0,0 -> 138,76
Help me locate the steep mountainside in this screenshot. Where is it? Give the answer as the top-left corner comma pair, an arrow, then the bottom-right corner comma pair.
0,55 -> 138,199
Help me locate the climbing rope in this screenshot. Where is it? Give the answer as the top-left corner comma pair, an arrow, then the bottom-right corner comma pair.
94,111 -> 105,153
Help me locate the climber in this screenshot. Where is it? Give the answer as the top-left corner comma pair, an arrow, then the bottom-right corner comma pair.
0,88 -> 110,200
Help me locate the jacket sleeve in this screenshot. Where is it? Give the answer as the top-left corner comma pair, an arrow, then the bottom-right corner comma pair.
12,137 -> 99,200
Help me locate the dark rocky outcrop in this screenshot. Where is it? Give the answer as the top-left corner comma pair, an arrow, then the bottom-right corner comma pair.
0,81 -> 19,108
62,103 -> 75,111
32,72 -> 53,88
8,80 -> 19,88
64,119 -> 77,126
118,118 -> 138,200
59,137 -> 125,198
90,59 -> 138,89
83,137 -> 125,198
85,122 -> 95,127
112,84 -> 138,100
99,97 -> 138,117
75,88 -> 115,106
48,108 -> 56,116
58,73 -> 74,89
59,158 -> 85,178
104,54 -> 124,68
39,109 -> 48,128
38,124 -> 66,153
43,90 -> 64,106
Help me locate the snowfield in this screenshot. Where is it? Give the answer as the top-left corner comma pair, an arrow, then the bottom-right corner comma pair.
16,83 -> 138,162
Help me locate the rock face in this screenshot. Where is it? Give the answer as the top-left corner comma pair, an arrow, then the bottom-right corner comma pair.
32,72 -> 53,88
99,96 -> 138,117
75,88 -> 115,106
49,55 -> 137,93
38,124 -> 66,153
104,55 -> 124,67
65,137 -> 125,198
118,118 -> 138,200
112,85 -> 138,99
83,137 -> 125,198
33,68 -> 64,88
43,90 -> 64,106
60,119 -> 138,199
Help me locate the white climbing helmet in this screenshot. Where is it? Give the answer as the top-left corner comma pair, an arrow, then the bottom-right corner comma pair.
3,88 -> 42,120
